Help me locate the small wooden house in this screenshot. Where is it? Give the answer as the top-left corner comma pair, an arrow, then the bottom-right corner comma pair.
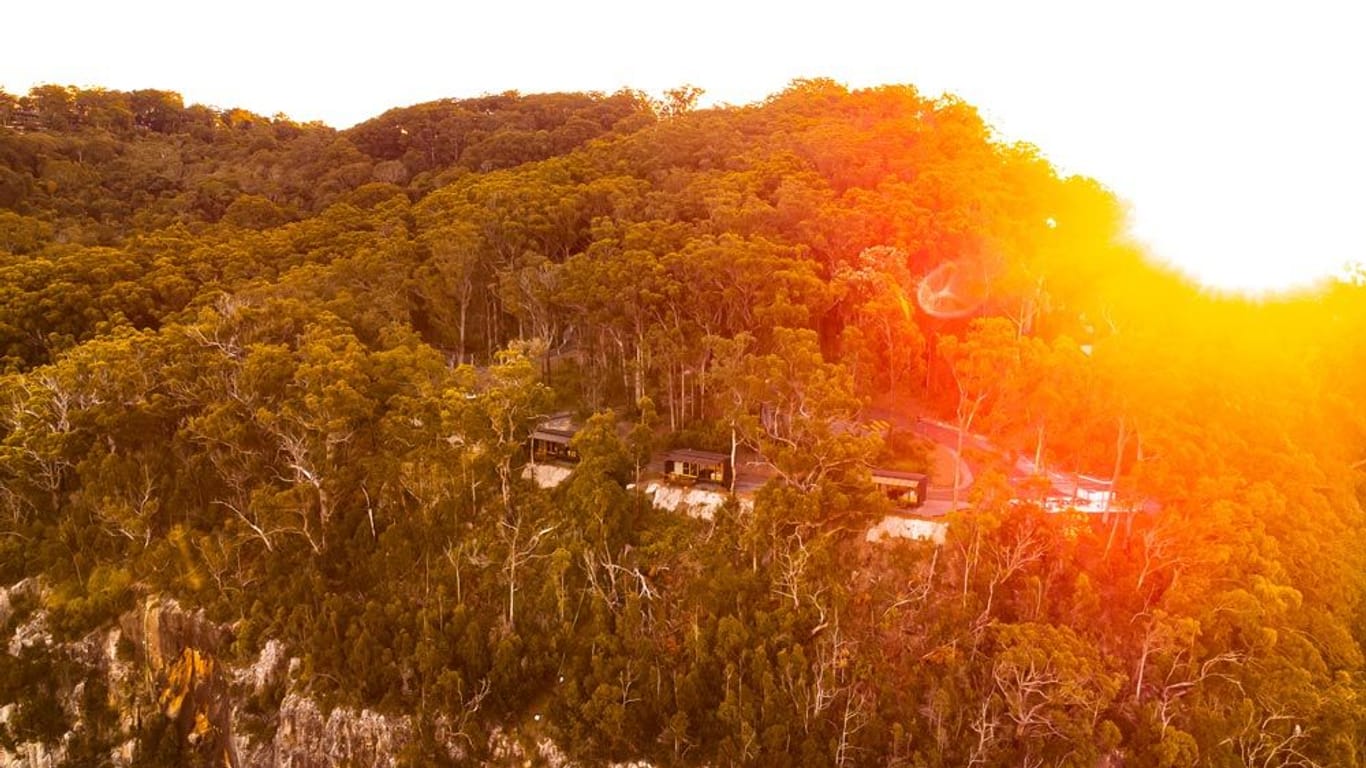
663,448 -> 732,487
871,468 -> 929,509
530,427 -> 579,464
529,413 -> 581,465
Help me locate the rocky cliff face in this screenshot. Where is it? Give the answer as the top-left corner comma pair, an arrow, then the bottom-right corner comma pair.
0,581 -> 660,768
0,583 -> 463,768
1,586 -> 236,767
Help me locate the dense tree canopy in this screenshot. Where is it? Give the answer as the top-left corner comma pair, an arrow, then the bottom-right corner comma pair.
2,81 -> 1365,767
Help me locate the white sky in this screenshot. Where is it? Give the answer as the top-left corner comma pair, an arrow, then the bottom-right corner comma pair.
4,1 -> 1363,294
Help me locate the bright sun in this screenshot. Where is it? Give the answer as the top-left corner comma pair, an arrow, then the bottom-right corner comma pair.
1157,246 -> 1338,297
1123,192 -> 1351,297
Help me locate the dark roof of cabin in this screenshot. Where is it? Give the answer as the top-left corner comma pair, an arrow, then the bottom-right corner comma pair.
531,428 -> 576,443
871,468 -> 928,482
663,448 -> 730,464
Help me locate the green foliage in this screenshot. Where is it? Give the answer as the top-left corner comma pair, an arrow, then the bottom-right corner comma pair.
46,564 -> 135,640
0,79 -> 1364,767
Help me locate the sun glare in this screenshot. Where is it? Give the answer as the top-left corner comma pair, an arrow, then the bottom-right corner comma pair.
1171,259 -> 1338,297
1127,209 -> 1350,298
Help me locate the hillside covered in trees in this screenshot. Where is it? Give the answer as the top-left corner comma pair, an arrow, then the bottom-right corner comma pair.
2,81 -> 1365,767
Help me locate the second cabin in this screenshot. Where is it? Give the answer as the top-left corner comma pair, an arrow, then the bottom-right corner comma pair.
663,448 -> 732,487
871,468 -> 929,509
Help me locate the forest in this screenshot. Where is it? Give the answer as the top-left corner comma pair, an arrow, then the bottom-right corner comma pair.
1,81 -> 1365,767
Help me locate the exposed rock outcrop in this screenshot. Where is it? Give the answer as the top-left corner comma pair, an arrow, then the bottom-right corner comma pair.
865,515 -> 947,545
524,462 -> 575,489
640,480 -> 751,521
0,580 -> 37,630
0,583 -> 479,767
265,693 -> 417,768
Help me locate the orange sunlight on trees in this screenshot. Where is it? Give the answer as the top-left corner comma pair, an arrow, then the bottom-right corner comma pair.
2,80 -> 1365,767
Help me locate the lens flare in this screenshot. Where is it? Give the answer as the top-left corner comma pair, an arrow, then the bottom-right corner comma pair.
916,260 -> 988,318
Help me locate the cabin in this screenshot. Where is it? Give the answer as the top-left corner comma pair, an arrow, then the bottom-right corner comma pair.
871,468 -> 929,509
530,427 -> 578,464
529,413 -> 580,465
662,448 -> 732,487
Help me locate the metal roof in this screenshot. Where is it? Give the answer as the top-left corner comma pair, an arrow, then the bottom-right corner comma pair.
531,428 -> 576,443
871,468 -> 928,482
663,448 -> 730,464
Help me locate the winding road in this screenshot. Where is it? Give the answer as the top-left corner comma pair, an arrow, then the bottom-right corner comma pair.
870,407 -> 1120,517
